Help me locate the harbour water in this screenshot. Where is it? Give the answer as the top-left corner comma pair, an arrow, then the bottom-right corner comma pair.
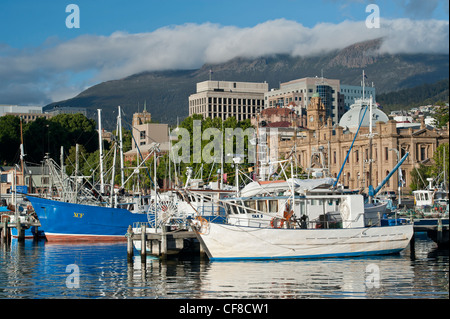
0,234 -> 448,299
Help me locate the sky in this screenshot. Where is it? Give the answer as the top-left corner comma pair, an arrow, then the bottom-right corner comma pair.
0,0 -> 448,105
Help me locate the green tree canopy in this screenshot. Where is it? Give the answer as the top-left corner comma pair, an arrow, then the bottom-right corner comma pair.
0,115 -> 21,165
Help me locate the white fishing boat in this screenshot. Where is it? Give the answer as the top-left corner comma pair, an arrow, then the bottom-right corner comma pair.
191,156 -> 413,261
192,191 -> 413,261
413,179 -> 448,210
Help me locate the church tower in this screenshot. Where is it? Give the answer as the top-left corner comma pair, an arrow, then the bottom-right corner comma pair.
307,93 -> 326,130
132,101 -> 152,126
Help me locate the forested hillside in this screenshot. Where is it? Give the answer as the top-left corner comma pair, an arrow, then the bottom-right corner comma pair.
376,79 -> 449,112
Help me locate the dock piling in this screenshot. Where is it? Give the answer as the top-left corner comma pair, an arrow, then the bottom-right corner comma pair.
161,226 -> 167,260
140,224 -> 147,262
16,221 -> 24,242
126,225 -> 133,263
437,218 -> 443,245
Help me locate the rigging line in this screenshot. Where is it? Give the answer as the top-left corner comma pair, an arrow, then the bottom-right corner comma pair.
125,121 -> 156,189
333,104 -> 369,188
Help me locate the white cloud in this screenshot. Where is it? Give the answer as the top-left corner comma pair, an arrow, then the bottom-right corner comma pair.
0,18 -> 448,105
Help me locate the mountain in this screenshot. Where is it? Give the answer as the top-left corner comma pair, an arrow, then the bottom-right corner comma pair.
377,79 -> 449,112
45,39 -> 449,130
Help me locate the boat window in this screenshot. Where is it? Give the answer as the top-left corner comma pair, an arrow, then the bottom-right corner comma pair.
231,203 -> 239,215
244,200 -> 256,213
299,201 -> 305,215
258,200 -> 267,213
269,200 -> 278,213
424,193 -> 429,201
237,201 -> 245,214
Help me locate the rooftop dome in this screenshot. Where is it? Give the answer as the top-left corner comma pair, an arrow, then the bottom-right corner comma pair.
339,98 -> 388,133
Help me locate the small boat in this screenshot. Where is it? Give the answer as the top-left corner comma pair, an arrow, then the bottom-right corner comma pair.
192,192 -> 413,261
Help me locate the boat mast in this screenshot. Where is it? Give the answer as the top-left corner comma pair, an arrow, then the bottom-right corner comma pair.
368,95 -> 374,203
60,146 -> 64,202
362,69 -> 366,102
117,106 -> 125,188
97,109 -> 105,195
233,157 -> 241,197
74,144 -> 79,204
20,118 -> 24,185
110,140 -> 117,208
220,120 -> 224,188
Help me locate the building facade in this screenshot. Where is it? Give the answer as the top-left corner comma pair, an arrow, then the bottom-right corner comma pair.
265,77 -> 344,124
340,84 -> 376,109
189,80 -> 268,121
262,96 -> 448,195
124,110 -> 169,162
265,77 -> 376,125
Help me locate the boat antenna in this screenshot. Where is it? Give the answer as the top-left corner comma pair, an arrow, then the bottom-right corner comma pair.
97,109 -> 105,194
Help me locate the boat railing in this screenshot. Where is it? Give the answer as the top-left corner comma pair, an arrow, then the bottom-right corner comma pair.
197,203 -> 226,216
132,221 -> 151,229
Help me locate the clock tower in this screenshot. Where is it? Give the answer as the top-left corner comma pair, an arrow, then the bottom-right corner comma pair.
307,93 -> 326,130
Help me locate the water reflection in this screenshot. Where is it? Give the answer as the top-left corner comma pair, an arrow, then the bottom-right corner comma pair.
0,237 -> 448,299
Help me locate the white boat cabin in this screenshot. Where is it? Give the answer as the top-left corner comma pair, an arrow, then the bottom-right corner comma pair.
221,193 -> 366,229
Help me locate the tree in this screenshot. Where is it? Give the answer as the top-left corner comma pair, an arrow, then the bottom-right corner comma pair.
171,115 -> 256,185
0,115 -> 21,165
51,113 -> 98,153
432,104 -> 449,129
431,143 -> 449,188
409,164 -> 432,191
409,143 -> 449,191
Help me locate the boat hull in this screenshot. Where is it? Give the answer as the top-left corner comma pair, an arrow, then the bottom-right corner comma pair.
195,222 -> 414,261
27,196 -> 149,242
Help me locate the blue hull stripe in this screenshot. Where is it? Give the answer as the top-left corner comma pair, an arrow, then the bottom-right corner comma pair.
209,248 -> 404,261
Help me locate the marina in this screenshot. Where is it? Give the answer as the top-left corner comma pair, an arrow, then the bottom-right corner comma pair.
1,0 -> 449,303
0,235 -> 447,299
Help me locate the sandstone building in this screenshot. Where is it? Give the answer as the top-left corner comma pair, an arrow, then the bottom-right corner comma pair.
257,95 -> 448,195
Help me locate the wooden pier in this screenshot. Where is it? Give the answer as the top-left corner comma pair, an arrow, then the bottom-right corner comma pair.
413,218 -> 449,248
0,218 -> 42,243
126,225 -> 204,262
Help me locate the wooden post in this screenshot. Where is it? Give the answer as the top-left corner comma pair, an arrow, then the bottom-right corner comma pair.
199,241 -> 206,260
33,226 -> 39,241
17,222 -> 24,242
127,225 -> 133,263
161,226 -> 167,260
5,221 -> 10,243
410,231 -> 415,258
140,224 -> 146,262
152,239 -> 159,255
1,221 -> 6,243
437,218 -> 443,246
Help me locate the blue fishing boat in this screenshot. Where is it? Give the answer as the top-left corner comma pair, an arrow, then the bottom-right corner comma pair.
27,195 -> 149,242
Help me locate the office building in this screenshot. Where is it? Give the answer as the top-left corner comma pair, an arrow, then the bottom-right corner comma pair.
265,77 -> 376,124
189,80 -> 268,121
340,84 -> 376,109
